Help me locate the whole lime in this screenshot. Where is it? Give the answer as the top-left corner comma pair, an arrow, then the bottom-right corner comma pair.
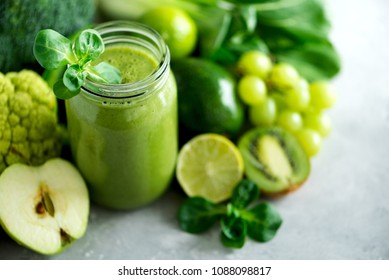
140,6 -> 197,59
172,58 -> 244,135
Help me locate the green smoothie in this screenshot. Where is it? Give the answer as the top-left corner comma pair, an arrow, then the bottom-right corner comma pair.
66,44 -> 177,209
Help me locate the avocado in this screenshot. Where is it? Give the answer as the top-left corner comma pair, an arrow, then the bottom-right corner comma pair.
171,58 -> 244,136
238,127 -> 310,196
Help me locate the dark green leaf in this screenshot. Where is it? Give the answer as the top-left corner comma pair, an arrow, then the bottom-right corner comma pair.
221,215 -> 247,248
231,179 -> 260,209
256,0 -> 330,37
209,33 -> 269,64
246,202 -> 282,242
227,5 -> 257,36
63,65 -> 87,92
196,8 -> 232,56
33,29 -> 74,69
87,62 -> 122,84
255,0 -> 341,80
276,42 -> 341,81
177,197 -> 224,233
53,80 -> 80,100
74,29 -> 105,65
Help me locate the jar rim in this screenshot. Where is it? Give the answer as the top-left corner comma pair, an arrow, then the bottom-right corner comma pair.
81,20 -> 170,100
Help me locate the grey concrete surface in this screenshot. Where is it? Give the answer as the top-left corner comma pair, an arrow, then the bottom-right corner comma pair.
1,0 -> 388,259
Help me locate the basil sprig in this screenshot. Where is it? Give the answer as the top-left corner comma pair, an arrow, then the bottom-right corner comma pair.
34,29 -> 121,99
177,179 -> 282,248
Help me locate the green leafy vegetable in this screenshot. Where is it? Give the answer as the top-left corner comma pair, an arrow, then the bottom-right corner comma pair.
255,0 -> 341,81
177,179 -> 282,248
246,203 -> 283,242
178,197 -> 225,233
33,30 -> 74,70
221,214 -> 247,248
230,179 -> 259,209
33,29 -> 121,99
105,0 -> 340,81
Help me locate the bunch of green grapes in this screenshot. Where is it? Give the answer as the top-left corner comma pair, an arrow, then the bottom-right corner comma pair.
236,51 -> 336,157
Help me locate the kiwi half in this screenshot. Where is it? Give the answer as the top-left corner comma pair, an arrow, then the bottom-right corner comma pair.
238,127 -> 310,196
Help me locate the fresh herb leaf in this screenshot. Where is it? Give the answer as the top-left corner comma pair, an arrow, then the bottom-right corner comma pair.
178,197 -> 225,233
88,62 -> 122,84
177,179 -> 282,249
33,29 -> 75,70
63,64 -> 87,92
245,202 -> 283,242
33,28 -> 121,99
53,80 -> 80,100
74,29 -> 105,66
231,179 -> 260,209
221,215 -> 247,248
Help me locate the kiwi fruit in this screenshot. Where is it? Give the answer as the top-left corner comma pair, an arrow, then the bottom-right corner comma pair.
238,127 -> 310,196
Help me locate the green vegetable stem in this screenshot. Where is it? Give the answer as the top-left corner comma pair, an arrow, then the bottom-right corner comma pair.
177,179 -> 282,248
33,29 -> 121,99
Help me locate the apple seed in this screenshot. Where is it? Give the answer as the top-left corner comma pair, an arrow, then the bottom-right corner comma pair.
60,228 -> 74,246
35,182 -> 55,217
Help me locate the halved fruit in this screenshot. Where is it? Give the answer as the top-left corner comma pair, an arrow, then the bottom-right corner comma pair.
238,127 -> 310,196
176,134 -> 244,203
0,158 -> 89,255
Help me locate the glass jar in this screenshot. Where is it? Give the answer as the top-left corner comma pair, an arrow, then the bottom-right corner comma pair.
65,21 -> 177,210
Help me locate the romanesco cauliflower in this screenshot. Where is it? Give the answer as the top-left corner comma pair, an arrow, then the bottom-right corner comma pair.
0,70 -> 63,173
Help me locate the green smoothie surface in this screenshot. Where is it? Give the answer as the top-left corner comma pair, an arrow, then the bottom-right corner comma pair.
96,45 -> 159,84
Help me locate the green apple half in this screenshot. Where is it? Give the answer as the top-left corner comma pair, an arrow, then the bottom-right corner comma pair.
0,158 -> 89,255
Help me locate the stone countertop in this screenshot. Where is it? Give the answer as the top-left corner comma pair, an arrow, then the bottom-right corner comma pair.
1,0 -> 389,260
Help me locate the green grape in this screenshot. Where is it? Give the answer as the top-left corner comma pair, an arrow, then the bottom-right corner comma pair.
298,78 -> 309,91
269,62 -> 300,90
276,110 -> 303,133
309,81 -> 336,109
237,50 -> 272,79
295,128 -> 322,157
303,111 -> 332,137
284,81 -> 310,111
249,97 -> 277,126
272,92 -> 287,112
238,75 -> 267,106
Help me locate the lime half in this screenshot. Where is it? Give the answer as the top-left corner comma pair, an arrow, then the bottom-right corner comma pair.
176,134 -> 244,203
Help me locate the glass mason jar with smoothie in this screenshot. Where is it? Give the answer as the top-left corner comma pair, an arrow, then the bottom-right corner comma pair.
66,21 -> 177,210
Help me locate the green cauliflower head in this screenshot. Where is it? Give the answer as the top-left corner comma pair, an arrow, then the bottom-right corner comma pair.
0,70 -> 63,173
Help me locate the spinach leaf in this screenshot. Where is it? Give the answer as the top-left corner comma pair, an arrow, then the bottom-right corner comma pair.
256,0 -> 341,80
275,42 -> 341,82
198,0 -> 341,81
195,7 -> 232,57
177,197 -> 225,233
